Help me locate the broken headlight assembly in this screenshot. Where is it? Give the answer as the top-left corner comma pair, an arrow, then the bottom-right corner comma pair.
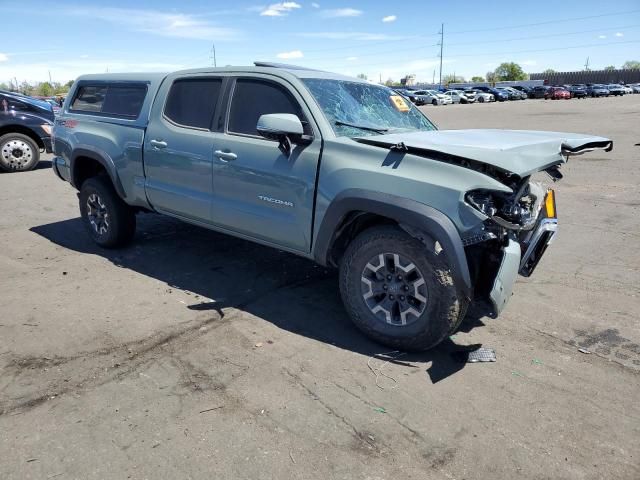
466,180 -> 545,231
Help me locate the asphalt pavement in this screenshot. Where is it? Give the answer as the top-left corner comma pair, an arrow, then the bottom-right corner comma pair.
1,95 -> 639,479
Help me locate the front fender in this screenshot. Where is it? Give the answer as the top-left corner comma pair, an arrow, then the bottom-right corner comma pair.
313,189 -> 472,299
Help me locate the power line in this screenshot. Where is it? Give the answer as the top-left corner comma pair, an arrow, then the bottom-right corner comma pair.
241,9 -> 640,59
445,23 -> 640,47
446,9 -> 640,35
317,39 -> 640,71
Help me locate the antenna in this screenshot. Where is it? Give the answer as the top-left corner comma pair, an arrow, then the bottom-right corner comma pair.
210,43 -> 217,67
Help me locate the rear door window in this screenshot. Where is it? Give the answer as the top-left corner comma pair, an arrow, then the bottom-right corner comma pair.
227,79 -> 308,136
71,84 -> 147,118
164,78 -> 222,129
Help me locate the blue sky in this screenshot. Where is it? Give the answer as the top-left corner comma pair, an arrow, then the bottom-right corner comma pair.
1,0 -> 639,84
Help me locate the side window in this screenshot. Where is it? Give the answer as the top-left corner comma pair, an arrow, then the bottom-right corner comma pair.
228,79 -> 309,136
102,85 -> 147,117
164,78 -> 222,129
70,84 -> 147,118
71,85 -> 107,112
1,96 -> 35,113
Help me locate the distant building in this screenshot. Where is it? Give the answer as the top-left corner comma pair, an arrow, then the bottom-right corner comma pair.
530,69 -> 640,85
401,74 -> 416,86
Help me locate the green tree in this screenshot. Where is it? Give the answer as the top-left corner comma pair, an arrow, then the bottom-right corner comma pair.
622,60 -> 640,70
384,78 -> 395,86
36,82 -> 54,96
493,62 -> 528,81
604,65 -> 616,71
471,76 -> 485,82
0,82 -> 9,90
486,71 -> 496,83
357,73 -> 368,80
542,68 -> 556,75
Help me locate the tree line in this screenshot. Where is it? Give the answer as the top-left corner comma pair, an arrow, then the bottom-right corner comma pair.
0,80 -> 75,97
382,59 -> 640,86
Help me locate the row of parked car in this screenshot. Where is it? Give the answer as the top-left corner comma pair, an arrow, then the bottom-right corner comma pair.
396,82 -> 640,105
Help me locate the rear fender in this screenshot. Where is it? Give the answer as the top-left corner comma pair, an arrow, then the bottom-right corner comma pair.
70,147 -> 126,199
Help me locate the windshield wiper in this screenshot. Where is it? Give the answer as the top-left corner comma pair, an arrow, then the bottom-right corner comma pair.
335,120 -> 389,134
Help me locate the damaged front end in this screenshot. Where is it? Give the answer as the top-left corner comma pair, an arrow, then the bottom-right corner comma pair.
354,129 -> 612,316
463,177 -> 559,314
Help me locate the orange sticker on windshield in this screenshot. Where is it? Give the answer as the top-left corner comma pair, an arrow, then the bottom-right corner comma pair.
390,95 -> 410,112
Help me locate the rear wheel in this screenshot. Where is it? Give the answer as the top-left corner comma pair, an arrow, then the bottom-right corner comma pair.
478,96 -> 485,103
79,176 -> 136,248
0,133 -> 40,172
432,99 -> 438,106
339,226 -> 467,351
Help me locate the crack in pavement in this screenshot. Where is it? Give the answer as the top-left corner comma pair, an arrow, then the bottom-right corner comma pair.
0,272 -> 330,417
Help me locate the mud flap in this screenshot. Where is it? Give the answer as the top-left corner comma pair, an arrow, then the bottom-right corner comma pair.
489,239 -> 521,315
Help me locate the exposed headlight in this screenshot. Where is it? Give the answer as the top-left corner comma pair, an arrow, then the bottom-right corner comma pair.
41,124 -> 52,135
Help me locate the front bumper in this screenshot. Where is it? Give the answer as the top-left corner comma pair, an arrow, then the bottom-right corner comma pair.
52,156 -> 71,182
519,218 -> 558,277
489,198 -> 559,314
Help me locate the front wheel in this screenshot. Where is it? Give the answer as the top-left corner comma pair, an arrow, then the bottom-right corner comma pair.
339,226 -> 467,351
478,96 -> 485,103
432,99 -> 438,106
79,176 -> 136,248
0,133 -> 40,172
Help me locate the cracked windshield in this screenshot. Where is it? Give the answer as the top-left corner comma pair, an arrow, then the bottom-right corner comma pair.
303,79 -> 436,137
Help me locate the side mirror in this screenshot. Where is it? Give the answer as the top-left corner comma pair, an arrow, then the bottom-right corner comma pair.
257,113 -> 303,139
257,113 -> 309,156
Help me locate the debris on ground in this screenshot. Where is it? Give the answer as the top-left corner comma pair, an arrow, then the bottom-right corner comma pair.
374,407 -> 387,413
578,348 -> 591,354
511,371 -> 523,377
199,406 -> 223,414
532,358 -> 543,365
254,342 -> 263,348
465,347 -> 496,363
367,350 -> 406,390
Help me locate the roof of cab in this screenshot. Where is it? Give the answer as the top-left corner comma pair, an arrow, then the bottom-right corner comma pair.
74,64 -> 367,85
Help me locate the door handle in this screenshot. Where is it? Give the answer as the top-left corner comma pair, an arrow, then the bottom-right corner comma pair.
150,139 -> 167,149
214,150 -> 237,161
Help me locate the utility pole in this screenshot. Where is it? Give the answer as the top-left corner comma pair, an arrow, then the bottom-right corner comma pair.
210,43 -> 217,67
438,23 -> 444,89
48,70 -> 52,84
584,57 -> 590,71
432,69 -> 435,85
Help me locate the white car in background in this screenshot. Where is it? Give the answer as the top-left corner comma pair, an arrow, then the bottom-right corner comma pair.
630,84 -> 640,93
426,89 -> 452,105
444,89 -> 474,104
470,90 -> 495,103
621,85 -> 634,94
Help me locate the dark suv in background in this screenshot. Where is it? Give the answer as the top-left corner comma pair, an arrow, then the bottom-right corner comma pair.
0,90 -> 54,172
567,85 -> 588,98
528,86 -> 550,99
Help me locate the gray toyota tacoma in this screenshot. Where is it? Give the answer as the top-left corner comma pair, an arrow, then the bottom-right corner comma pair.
51,63 -> 612,351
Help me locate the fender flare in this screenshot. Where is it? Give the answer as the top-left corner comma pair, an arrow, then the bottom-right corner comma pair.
313,189 -> 472,299
70,147 -> 126,199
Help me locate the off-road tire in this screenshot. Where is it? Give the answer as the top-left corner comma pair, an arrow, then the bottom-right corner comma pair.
79,176 -> 136,248
0,133 -> 40,172
339,226 -> 468,351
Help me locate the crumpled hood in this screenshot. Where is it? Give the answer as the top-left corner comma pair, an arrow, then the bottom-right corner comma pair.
356,129 -> 612,177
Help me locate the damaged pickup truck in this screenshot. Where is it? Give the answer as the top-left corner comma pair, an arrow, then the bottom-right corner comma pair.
52,63 -> 612,351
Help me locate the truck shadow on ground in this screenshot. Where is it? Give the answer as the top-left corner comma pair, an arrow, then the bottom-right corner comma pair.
31,214 -> 490,384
